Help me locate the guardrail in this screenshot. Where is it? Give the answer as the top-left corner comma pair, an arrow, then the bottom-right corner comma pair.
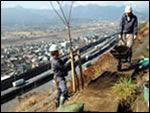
1,33 -> 119,105
1,33 -> 118,91
25,35 -> 119,112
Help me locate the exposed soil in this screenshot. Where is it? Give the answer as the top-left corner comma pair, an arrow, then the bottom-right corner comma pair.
65,72 -> 120,112
12,21 -> 149,112
54,21 -> 149,112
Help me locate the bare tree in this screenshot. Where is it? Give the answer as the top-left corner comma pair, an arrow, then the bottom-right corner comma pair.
49,1 -> 84,93
49,1 -> 75,52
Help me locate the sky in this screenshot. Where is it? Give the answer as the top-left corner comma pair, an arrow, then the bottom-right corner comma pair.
1,1 -> 149,12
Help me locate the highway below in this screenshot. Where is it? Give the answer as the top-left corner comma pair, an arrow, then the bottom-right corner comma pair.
1,34 -> 118,112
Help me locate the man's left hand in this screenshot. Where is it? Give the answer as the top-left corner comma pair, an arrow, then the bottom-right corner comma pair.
134,35 -> 137,40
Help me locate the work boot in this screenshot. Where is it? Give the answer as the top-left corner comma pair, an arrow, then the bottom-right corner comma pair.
60,95 -> 66,106
55,99 -> 60,108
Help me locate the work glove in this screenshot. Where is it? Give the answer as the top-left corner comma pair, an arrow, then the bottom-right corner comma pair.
118,34 -> 122,39
134,35 -> 137,40
67,54 -> 72,60
118,34 -> 126,45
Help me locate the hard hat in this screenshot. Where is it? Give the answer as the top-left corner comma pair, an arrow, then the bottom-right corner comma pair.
125,6 -> 132,13
49,44 -> 59,52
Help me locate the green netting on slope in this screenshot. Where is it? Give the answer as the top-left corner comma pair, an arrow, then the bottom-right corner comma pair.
57,104 -> 84,112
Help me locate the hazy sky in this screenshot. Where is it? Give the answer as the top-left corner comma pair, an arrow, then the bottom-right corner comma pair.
1,1 -> 149,12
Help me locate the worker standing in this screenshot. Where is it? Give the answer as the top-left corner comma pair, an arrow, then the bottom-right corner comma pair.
119,6 -> 138,66
50,44 -> 68,108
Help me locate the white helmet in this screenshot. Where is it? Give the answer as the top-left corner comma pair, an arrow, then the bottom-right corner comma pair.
49,44 -> 59,52
125,6 -> 132,13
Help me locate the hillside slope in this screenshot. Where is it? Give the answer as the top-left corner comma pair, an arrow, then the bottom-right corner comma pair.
13,20 -> 149,112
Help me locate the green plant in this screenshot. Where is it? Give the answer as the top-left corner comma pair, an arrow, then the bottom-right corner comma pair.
112,77 -> 137,102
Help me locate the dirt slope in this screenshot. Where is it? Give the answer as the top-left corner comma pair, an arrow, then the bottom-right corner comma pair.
58,20 -> 149,112
13,20 -> 149,112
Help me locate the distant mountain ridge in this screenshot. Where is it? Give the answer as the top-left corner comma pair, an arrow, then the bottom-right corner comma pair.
1,5 -> 149,26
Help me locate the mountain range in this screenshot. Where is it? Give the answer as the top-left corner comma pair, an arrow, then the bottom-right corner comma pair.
1,5 -> 149,26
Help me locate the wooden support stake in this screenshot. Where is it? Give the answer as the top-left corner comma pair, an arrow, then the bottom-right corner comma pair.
70,52 -> 76,93
77,50 -> 84,89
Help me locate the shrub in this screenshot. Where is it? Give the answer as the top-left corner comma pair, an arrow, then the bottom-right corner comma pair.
112,77 -> 137,103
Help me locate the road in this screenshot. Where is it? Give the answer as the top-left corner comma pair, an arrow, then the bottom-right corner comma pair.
1,34 -> 118,112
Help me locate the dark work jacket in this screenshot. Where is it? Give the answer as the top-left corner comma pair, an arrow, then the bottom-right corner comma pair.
51,57 -> 68,81
120,13 -> 138,35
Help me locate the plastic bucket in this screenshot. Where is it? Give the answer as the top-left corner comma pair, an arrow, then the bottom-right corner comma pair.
144,83 -> 149,102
